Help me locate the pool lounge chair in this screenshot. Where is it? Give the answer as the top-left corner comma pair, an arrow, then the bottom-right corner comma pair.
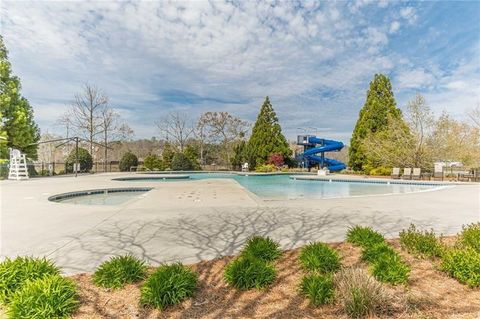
402,168 -> 412,180
412,168 -> 421,180
434,164 -> 444,181
391,167 -> 400,179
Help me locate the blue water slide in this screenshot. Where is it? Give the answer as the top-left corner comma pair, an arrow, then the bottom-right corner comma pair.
302,137 -> 346,171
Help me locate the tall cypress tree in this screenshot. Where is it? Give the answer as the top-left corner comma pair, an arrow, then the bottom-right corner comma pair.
0,35 -> 40,159
349,74 -> 402,171
246,96 -> 290,168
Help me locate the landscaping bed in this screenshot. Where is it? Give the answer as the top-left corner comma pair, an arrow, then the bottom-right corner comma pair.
1,224 -> 479,319
70,237 -> 480,319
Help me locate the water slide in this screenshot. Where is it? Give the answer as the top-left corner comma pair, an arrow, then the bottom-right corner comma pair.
300,136 -> 346,171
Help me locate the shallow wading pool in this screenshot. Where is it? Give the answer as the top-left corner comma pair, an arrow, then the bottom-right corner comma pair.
48,188 -> 152,205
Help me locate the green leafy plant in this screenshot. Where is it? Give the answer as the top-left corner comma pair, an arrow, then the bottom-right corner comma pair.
93,255 -> 147,289
119,151 -> 138,172
66,147 -> 93,173
171,153 -> 194,171
346,226 -> 385,248
334,268 -> 391,319
361,242 -> 397,263
143,154 -> 164,171
399,224 -> 443,258
140,263 -> 197,310
241,236 -> 282,262
299,274 -> 335,306
457,223 -> 480,252
370,254 -> 410,285
299,242 -> 341,274
255,164 -> 277,172
224,256 -> 276,290
440,247 -> 480,287
0,257 -> 60,304
8,275 -> 79,319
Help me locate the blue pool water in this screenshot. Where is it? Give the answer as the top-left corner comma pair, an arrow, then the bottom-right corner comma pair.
50,188 -> 151,205
124,173 -> 444,200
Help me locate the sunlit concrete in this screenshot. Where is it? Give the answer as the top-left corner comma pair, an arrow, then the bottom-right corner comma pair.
1,172 -> 479,274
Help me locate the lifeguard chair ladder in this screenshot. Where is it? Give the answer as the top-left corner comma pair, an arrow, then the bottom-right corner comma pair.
8,148 -> 29,180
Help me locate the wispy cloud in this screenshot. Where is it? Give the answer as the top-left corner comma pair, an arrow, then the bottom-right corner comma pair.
1,0 -> 479,142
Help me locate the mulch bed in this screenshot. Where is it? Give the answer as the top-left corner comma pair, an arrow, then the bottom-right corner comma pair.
71,238 -> 480,319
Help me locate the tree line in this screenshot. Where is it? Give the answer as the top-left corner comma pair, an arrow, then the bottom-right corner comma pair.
349,74 -> 480,173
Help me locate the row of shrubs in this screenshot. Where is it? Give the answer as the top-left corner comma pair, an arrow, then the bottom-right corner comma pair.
347,226 -> 410,285
1,224 -> 477,318
399,222 -> 480,287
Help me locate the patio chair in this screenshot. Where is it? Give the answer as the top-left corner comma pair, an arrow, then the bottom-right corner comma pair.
402,168 -> 412,180
412,168 -> 421,180
391,167 -> 400,179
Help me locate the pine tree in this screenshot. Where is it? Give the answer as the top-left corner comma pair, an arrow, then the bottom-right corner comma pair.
246,96 -> 290,168
349,74 -> 402,171
0,36 -> 40,159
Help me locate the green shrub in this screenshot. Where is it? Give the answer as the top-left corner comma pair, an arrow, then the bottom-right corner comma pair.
458,223 -> 480,252
370,254 -> 410,285
346,226 -> 385,248
93,255 -> 147,289
299,242 -> 341,274
143,154 -> 164,171
299,274 -> 335,306
368,166 -> 392,176
8,275 -> 78,319
171,153 -> 194,171
0,257 -> 60,304
119,152 -> 138,172
224,256 -> 276,290
255,164 -> 277,172
440,247 -> 480,287
140,263 -> 197,310
334,268 -> 390,319
399,224 -> 443,258
66,147 -> 93,173
241,236 -> 281,262
361,242 -> 397,263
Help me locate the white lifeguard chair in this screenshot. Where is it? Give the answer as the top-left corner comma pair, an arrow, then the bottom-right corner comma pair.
242,162 -> 249,172
8,148 -> 29,180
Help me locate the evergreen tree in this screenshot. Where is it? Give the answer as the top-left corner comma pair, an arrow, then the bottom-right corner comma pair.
246,96 -> 290,168
162,142 -> 175,169
0,36 -> 40,159
349,74 -> 402,171
184,144 -> 201,170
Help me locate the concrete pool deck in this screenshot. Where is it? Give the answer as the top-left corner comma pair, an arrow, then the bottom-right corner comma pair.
1,172 -> 479,274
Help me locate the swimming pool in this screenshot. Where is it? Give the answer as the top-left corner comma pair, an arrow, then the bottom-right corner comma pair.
116,173 -> 447,200
49,188 -> 152,205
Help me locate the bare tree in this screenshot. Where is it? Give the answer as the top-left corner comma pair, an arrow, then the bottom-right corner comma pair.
468,105 -> 480,128
61,84 -> 108,158
197,112 -> 249,165
99,106 -> 134,169
405,93 -> 435,167
156,112 -> 194,152
195,118 -> 208,165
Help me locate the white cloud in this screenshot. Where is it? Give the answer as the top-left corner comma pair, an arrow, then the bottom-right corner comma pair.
400,6 -> 417,24
389,21 -> 400,33
396,68 -> 435,89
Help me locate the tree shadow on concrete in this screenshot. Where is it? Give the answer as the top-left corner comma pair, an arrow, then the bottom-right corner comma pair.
52,206 -> 457,318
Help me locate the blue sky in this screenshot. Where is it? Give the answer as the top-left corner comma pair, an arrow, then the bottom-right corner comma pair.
1,0 -> 479,143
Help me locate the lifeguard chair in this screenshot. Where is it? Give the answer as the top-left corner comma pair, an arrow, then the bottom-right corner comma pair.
8,148 -> 29,180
